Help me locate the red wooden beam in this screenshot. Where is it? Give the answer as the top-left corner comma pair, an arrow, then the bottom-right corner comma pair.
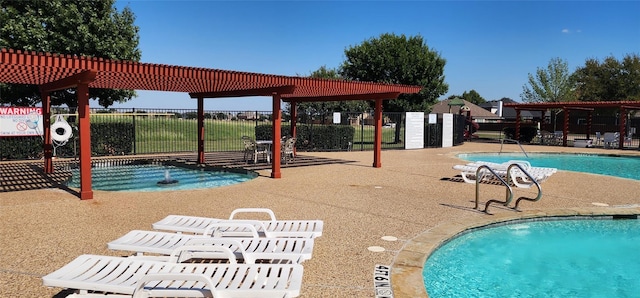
39,70 -> 97,93
190,85 -> 296,98
282,92 -> 402,102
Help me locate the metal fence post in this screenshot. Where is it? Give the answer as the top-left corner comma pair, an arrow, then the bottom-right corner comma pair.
360,112 -> 364,151
132,108 -> 136,155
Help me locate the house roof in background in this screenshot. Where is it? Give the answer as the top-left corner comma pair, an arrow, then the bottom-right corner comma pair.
431,98 -> 502,119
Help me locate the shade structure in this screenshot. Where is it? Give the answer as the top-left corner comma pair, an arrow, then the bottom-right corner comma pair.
0,48 -> 422,199
0,48 -> 421,98
504,101 -> 640,148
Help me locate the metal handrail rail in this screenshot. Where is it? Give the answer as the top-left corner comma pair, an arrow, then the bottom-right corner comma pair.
499,138 -> 529,158
473,165 -> 514,214
507,163 -> 543,210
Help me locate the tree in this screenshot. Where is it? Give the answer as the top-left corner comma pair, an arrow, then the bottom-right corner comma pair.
294,66 -> 369,123
462,90 -> 486,105
572,53 -> 640,101
0,0 -> 141,107
521,57 -> 574,103
340,33 -> 448,112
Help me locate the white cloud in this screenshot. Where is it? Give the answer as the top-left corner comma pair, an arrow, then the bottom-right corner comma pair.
562,29 -> 570,34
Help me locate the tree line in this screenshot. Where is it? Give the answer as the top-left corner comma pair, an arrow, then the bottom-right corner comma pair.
521,55 -> 640,103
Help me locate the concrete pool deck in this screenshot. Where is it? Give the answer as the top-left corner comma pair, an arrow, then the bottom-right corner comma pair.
1,142 -> 639,297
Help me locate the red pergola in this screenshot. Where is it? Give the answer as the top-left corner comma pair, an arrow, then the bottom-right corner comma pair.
0,48 -> 422,199
505,101 -> 640,148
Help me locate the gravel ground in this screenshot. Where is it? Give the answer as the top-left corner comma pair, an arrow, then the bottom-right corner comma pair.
1,142 -> 639,297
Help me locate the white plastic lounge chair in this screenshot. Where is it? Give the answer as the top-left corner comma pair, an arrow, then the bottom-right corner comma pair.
467,160 -> 556,177
108,229 -> 314,263
42,246 -> 303,298
153,208 -> 323,238
453,160 -> 557,188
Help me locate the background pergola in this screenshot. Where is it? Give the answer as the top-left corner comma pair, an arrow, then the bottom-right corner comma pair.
0,48 -> 421,199
505,101 -> 640,148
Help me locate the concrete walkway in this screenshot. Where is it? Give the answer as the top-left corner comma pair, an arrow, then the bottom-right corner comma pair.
1,142 -> 639,297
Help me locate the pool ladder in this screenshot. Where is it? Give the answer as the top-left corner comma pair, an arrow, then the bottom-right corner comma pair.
499,138 -> 529,158
475,163 -> 543,214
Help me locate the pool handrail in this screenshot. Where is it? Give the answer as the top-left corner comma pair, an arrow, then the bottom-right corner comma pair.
474,165 -> 513,214
508,163 -> 543,210
499,138 -> 529,158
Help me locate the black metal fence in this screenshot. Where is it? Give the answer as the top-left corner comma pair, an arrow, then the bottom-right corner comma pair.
3,108 -> 452,160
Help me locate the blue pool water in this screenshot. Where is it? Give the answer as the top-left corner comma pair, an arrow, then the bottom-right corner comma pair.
458,153 -> 640,180
67,164 -> 256,191
423,218 -> 640,297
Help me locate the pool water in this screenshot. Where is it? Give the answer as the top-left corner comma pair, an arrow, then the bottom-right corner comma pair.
67,164 -> 255,192
458,153 -> 640,180
423,219 -> 640,297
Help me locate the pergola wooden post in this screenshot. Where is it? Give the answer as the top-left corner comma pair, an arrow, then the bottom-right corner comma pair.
587,110 -> 593,140
38,70 -> 97,200
271,93 -> 282,178
562,107 -> 569,146
373,99 -> 383,168
619,106 -> 626,150
290,101 -> 298,156
197,96 -> 205,164
76,83 -> 93,199
515,109 -> 521,140
41,91 -> 53,173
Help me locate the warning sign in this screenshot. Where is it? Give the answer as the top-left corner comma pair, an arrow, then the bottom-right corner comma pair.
0,107 -> 44,137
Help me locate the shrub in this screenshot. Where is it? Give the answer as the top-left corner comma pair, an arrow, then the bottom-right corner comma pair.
0,122 -> 134,160
256,124 -> 355,151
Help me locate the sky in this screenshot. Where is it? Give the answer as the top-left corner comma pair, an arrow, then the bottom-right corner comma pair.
112,0 -> 640,111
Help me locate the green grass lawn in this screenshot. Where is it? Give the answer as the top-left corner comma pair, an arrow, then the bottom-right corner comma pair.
90,114 -> 407,153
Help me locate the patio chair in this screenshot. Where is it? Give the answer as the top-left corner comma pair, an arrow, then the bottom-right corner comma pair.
553,131 -> 564,145
603,132 -> 619,148
281,137 -> 296,164
107,229 -> 315,263
42,246 -> 304,298
152,208 -> 323,238
241,136 -> 270,163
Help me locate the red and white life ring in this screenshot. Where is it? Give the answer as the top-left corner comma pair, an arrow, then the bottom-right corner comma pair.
51,121 -> 72,142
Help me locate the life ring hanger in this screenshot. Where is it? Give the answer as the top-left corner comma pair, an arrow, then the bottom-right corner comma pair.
51,115 -> 72,143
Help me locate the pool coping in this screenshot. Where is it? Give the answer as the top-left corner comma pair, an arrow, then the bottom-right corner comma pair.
391,206 -> 640,298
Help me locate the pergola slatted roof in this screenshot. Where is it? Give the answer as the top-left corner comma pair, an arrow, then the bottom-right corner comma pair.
0,48 -> 421,97
1,48 -> 422,200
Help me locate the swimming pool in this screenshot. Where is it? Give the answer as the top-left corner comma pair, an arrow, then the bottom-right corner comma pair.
458,152 -> 640,180
66,163 -> 256,192
423,218 -> 640,297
